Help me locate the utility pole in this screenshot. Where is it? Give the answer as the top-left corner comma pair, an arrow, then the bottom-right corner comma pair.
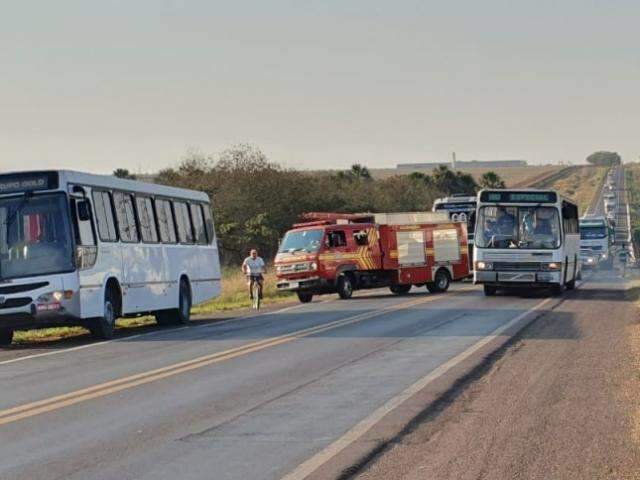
452,152 -> 457,170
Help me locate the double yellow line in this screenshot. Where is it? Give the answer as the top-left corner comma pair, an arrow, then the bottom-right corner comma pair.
0,292 -> 463,426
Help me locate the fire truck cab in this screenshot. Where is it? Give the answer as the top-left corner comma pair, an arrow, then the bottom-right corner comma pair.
275,212 -> 470,303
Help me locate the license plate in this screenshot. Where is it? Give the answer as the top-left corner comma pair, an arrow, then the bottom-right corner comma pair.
277,281 -> 299,290
498,272 -> 535,282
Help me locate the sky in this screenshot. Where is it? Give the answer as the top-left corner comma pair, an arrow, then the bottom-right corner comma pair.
1,0 -> 640,174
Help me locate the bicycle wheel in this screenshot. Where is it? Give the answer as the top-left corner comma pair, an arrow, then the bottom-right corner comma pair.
252,281 -> 261,310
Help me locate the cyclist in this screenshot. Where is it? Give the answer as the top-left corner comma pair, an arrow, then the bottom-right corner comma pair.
242,248 -> 265,300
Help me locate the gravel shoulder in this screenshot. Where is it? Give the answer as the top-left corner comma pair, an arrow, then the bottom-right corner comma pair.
355,276 -> 640,480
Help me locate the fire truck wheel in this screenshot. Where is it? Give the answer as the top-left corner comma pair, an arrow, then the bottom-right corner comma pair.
297,291 -> 314,303
483,285 -> 497,296
389,285 -> 411,295
337,275 -> 354,299
427,269 -> 450,293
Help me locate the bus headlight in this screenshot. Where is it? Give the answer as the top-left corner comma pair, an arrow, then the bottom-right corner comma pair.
37,290 -> 74,303
475,261 -> 493,270
309,262 -> 318,271
543,262 -> 561,271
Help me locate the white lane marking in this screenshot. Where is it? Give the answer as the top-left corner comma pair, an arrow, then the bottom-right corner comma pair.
0,286 -> 470,366
281,295 -> 555,480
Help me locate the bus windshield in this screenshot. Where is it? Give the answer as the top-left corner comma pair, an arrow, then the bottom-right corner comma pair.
580,225 -> 607,240
279,229 -> 323,253
476,206 -> 561,249
0,193 -> 74,279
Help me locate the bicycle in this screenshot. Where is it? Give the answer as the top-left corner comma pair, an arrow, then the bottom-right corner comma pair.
248,275 -> 263,310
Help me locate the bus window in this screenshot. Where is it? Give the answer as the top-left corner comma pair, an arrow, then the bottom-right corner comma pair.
113,192 -> 139,243
189,203 -> 207,245
72,199 -> 95,247
92,191 -> 117,242
173,201 -> 194,244
202,204 -> 215,244
136,196 -> 159,243
155,199 -> 177,243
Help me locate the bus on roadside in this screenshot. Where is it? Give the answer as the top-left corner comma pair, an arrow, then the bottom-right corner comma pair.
473,189 -> 580,296
0,170 -> 221,345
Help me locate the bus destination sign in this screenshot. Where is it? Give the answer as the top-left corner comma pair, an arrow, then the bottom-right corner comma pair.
0,172 -> 58,195
480,191 -> 557,204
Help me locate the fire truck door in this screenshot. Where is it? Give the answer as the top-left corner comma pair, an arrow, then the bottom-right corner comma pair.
322,229 -> 350,277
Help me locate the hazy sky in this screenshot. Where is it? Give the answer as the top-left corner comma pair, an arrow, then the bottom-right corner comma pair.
2,0 -> 639,174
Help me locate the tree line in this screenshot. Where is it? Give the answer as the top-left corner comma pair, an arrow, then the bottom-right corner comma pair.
586,151 -> 622,166
119,145 -> 505,264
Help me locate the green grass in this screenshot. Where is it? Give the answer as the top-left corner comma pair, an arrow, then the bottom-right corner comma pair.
13,267 -> 296,345
193,267 -> 295,313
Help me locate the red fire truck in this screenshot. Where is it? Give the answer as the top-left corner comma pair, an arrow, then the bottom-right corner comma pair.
275,212 -> 470,303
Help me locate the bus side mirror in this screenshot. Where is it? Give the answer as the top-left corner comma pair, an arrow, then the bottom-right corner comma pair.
77,200 -> 92,221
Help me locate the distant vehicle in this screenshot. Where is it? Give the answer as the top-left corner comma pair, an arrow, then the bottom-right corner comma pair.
579,216 -> 612,268
0,170 -> 221,346
604,199 -> 616,215
432,194 -> 476,268
275,211 -> 470,303
580,248 -> 598,269
473,189 -> 580,296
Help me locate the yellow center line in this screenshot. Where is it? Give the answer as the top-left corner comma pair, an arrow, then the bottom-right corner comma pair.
0,287 -> 475,426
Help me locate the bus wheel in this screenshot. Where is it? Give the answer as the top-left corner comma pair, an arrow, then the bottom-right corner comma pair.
157,279 -> 192,326
89,290 -> 117,340
427,269 -> 450,293
0,328 -> 13,346
337,275 -> 353,300
483,285 -> 498,296
389,285 -> 412,295
550,284 -> 564,296
566,279 -> 576,290
297,291 -> 313,303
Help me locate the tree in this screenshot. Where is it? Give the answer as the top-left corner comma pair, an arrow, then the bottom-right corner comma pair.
113,168 -> 136,179
335,164 -> 372,182
586,151 -> 621,166
479,171 -> 506,189
431,165 -> 478,195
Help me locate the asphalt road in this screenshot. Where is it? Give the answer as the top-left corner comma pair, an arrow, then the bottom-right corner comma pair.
0,281 -> 573,480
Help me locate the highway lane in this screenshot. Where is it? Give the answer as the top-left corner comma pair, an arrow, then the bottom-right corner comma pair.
0,283 -> 562,480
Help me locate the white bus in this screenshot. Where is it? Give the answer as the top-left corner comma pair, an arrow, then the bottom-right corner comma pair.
473,189 -> 580,296
0,170 -> 221,345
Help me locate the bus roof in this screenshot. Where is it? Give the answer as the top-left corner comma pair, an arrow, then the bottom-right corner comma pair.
433,195 -> 477,204
0,170 -> 209,203
579,217 -> 607,226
